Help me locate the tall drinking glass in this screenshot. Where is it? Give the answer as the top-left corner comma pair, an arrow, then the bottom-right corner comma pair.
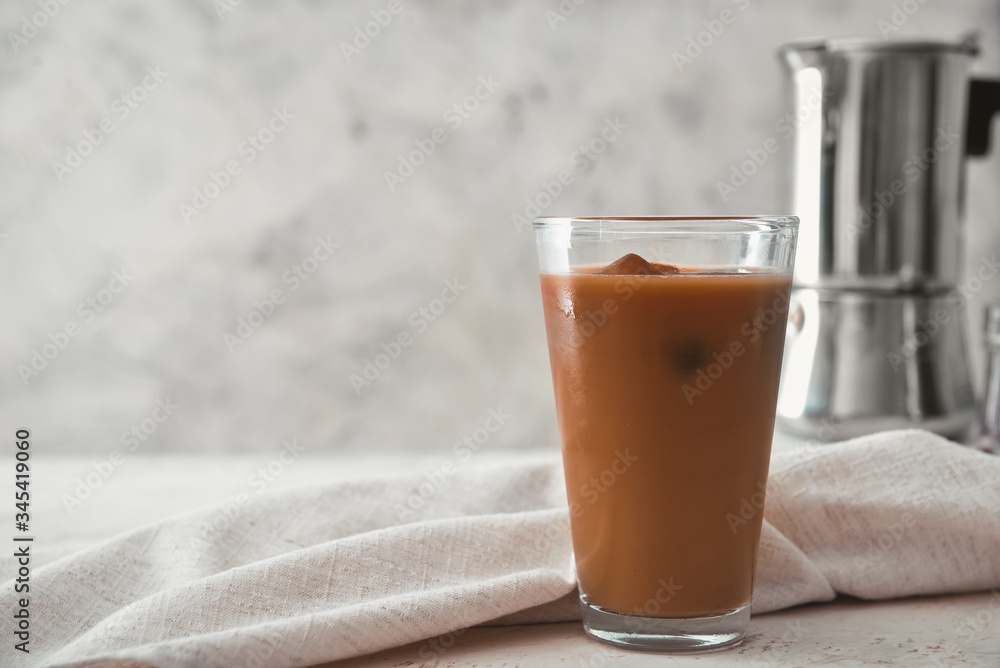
533,216 -> 798,652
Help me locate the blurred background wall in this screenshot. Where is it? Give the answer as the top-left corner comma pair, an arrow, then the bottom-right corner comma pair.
3,0 -> 999,454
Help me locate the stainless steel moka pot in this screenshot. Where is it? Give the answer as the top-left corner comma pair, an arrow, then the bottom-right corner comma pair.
776,36 -> 1000,440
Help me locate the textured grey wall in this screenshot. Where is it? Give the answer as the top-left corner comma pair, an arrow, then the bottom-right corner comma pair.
3,0 -> 999,453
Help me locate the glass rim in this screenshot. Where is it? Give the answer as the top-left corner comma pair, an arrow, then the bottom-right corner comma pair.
533,215 -> 799,234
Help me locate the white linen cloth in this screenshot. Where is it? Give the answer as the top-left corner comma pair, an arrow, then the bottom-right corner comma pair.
3,429 -> 999,667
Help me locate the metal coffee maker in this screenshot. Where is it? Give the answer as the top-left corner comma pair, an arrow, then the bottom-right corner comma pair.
776,36 -> 1000,440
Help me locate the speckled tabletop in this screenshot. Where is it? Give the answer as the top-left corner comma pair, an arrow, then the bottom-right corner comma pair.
331,592 -> 1000,667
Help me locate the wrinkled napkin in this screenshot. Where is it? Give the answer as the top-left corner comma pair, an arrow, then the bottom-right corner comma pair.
3,429 -> 999,667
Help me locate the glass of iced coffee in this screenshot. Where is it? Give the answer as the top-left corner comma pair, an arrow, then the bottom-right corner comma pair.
533,216 -> 798,652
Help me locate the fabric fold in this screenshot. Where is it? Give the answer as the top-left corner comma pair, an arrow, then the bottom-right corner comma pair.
3,430 -> 998,668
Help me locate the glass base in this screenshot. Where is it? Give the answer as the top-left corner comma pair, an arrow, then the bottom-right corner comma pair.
580,598 -> 749,653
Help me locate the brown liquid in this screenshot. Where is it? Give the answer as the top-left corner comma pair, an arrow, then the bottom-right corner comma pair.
540,254 -> 791,617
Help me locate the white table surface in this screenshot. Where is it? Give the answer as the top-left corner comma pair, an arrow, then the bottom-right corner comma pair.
6,446 -> 998,667
330,592 -> 1000,667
